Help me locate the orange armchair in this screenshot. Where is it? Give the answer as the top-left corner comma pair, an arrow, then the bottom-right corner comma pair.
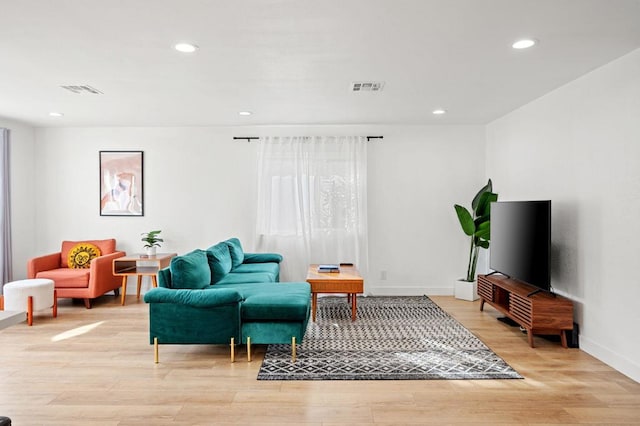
27,239 -> 126,308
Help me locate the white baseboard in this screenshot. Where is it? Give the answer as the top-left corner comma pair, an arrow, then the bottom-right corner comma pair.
367,285 -> 453,297
580,335 -> 640,384
0,310 -> 25,330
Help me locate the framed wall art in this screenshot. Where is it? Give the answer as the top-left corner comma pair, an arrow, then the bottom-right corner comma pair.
99,150 -> 144,216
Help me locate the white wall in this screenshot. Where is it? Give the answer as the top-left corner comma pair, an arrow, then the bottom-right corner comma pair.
367,125 -> 486,294
29,124 -> 485,296
486,48 -> 640,382
0,117 -> 36,281
33,126 -> 258,257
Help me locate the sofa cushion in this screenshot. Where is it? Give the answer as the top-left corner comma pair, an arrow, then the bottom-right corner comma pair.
170,249 -> 211,289
232,262 -> 280,277
240,283 -> 311,321
144,286 -> 242,308
61,239 -> 116,268
35,268 -> 90,288
242,253 -> 283,264
216,272 -> 277,285
224,238 -> 245,269
206,243 -> 232,284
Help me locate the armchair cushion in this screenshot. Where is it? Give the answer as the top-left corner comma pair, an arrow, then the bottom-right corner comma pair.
35,268 -> 91,288
61,239 -> 116,268
170,249 -> 211,290
224,238 -> 244,268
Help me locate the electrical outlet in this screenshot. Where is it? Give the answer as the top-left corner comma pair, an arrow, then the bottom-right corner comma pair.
380,270 -> 387,280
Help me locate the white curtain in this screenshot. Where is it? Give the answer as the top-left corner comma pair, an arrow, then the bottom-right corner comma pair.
256,136 -> 368,282
1,128 -> 12,290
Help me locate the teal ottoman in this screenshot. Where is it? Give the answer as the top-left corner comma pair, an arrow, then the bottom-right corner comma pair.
236,282 -> 311,361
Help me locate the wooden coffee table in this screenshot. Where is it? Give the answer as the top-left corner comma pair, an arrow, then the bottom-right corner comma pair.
306,264 -> 364,321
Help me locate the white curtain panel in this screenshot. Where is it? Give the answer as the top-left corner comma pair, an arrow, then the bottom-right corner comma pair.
1,128 -> 12,288
256,136 -> 369,282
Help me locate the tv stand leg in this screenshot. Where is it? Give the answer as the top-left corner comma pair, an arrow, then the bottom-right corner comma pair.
527,329 -> 535,348
479,299 -> 485,311
560,330 -> 568,348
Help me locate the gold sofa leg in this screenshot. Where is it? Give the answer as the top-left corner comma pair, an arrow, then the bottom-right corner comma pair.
292,336 -> 297,362
154,337 -> 159,364
230,337 -> 235,363
247,336 -> 251,362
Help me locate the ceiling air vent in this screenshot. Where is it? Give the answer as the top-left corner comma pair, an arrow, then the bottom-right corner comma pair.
350,81 -> 385,92
60,85 -> 103,94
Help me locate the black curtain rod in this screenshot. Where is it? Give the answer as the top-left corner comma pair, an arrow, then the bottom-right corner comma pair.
233,136 -> 383,142
233,136 -> 260,142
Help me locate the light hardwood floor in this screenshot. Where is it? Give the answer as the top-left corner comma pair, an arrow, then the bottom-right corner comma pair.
1,294 -> 639,425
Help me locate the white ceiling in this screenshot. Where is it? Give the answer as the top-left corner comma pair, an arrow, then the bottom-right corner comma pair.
1,0 -> 639,128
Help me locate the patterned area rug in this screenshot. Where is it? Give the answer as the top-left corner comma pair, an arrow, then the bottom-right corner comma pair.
257,296 -> 522,380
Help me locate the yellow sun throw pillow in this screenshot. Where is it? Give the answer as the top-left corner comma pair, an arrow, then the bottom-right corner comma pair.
67,243 -> 102,269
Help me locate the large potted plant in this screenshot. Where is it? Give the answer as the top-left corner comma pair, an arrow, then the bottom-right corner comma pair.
454,179 -> 498,300
141,230 -> 163,256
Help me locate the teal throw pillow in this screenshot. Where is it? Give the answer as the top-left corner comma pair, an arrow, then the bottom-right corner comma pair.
224,238 -> 245,269
169,249 -> 211,289
206,242 -> 232,284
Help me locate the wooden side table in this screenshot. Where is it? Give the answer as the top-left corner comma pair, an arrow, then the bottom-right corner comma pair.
113,253 -> 177,305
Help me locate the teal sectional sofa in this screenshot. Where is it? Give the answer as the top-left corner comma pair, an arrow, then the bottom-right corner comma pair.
143,238 -> 311,362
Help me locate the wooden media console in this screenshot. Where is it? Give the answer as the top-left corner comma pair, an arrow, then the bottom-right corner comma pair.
477,274 -> 574,348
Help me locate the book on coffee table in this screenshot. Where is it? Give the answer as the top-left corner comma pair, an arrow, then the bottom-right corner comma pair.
317,264 -> 340,273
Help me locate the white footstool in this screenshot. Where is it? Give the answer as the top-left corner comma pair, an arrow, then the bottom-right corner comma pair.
1,279 -> 57,326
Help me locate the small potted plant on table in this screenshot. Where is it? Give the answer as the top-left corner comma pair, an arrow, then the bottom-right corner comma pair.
141,230 -> 163,256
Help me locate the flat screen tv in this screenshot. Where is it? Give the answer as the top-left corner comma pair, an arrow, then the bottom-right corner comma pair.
490,200 -> 551,292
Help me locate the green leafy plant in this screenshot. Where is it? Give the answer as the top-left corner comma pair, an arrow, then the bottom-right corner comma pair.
141,230 -> 163,249
454,179 -> 498,282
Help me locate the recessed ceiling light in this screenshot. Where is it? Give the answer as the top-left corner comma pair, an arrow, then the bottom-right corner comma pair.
174,43 -> 199,53
238,111 -> 252,116
432,109 -> 446,115
49,112 -> 64,117
512,39 -> 537,49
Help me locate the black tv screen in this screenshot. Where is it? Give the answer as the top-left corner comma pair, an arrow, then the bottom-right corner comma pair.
490,201 -> 551,291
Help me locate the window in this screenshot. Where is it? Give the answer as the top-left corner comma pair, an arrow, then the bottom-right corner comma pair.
256,136 -> 368,281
